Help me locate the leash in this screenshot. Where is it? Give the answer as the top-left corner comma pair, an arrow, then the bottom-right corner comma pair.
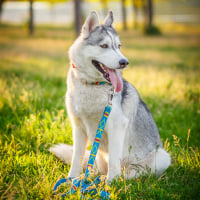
53,88 -> 114,199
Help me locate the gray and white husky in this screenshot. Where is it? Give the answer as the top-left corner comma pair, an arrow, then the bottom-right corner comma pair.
50,11 -> 171,181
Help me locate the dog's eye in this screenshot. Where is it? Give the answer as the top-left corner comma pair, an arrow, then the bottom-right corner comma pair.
118,44 -> 121,49
100,44 -> 108,49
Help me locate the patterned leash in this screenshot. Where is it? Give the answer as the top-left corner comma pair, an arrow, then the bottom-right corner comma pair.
53,87 -> 114,199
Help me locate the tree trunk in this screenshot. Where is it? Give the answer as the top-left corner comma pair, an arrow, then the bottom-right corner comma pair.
74,0 -> 82,37
132,0 -> 138,29
148,0 -> 153,27
29,0 -> 34,35
121,0 -> 127,30
0,0 -> 5,23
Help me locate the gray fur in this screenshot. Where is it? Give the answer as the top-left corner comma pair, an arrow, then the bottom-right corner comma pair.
121,80 -> 163,159
50,11 -> 171,181
132,97 -> 163,156
121,79 -> 129,104
86,25 -> 117,46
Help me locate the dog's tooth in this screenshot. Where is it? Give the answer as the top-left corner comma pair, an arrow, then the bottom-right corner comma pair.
101,65 -> 106,72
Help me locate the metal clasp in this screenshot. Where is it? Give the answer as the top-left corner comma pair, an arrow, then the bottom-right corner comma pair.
108,87 -> 115,106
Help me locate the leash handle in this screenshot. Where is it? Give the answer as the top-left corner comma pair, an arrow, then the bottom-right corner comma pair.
85,105 -> 112,178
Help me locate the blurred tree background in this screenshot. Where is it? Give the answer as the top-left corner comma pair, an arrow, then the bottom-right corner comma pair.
0,0 -> 199,35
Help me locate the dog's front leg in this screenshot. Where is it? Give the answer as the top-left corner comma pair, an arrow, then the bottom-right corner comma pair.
107,116 -> 128,181
68,125 -> 87,178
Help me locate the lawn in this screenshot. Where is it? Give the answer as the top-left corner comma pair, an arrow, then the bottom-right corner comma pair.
0,24 -> 200,199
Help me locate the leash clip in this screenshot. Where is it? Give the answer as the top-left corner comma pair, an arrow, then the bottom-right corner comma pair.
108,87 -> 115,106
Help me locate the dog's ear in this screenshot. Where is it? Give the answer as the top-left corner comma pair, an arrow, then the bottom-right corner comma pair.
103,11 -> 114,27
81,11 -> 99,38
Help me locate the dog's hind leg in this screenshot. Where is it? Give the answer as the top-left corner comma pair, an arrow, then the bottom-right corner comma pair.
124,148 -> 171,179
148,147 -> 171,177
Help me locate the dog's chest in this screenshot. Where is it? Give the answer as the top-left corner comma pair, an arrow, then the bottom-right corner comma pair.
67,84 -> 111,117
67,84 -> 111,145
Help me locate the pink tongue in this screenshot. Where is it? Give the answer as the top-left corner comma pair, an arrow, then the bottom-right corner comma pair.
105,68 -> 123,92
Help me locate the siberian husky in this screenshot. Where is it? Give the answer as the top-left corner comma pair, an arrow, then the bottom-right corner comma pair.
50,11 -> 171,181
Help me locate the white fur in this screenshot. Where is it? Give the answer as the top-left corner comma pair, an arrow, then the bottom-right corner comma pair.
50,11 -> 171,181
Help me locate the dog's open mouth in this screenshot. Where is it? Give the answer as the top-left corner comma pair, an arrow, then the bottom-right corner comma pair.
92,60 -> 123,92
92,60 -> 111,82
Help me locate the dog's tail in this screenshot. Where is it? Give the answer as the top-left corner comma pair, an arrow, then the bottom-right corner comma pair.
49,144 -> 90,169
49,144 -> 73,164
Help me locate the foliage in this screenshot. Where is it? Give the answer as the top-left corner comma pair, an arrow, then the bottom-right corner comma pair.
0,24 -> 200,199
144,25 -> 162,35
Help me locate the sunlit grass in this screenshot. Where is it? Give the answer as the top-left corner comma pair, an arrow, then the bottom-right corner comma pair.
0,24 -> 200,199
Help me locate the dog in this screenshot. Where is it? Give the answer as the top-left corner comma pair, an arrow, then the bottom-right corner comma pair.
50,11 -> 171,182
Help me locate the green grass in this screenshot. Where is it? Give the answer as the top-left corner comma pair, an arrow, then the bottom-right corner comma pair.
0,24 -> 200,199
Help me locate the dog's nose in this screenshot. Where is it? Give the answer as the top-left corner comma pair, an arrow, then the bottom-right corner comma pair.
119,59 -> 129,69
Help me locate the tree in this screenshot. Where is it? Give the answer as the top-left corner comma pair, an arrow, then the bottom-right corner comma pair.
0,0 -> 5,23
29,0 -> 34,35
143,0 -> 161,35
132,0 -> 143,29
121,0 -> 127,30
147,0 -> 153,28
74,0 -> 82,36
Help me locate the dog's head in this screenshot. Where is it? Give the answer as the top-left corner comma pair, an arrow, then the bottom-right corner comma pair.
69,11 -> 129,92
